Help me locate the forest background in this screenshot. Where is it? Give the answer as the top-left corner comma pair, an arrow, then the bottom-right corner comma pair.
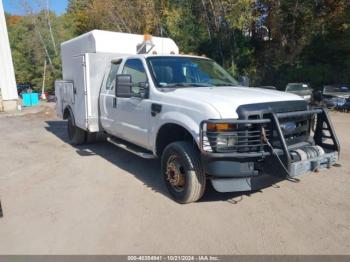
5,0 -> 350,92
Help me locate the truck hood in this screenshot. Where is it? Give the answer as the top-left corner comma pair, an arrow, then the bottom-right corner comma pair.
163,86 -> 303,118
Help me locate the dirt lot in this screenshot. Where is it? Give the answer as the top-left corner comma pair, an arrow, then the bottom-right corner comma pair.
0,104 -> 349,255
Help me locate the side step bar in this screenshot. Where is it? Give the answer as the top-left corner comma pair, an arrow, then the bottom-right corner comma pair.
107,136 -> 157,159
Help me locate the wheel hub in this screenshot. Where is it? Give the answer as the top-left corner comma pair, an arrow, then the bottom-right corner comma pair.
166,157 -> 185,190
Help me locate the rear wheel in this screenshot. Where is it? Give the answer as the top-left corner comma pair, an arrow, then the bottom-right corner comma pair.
161,141 -> 206,204
67,114 -> 86,145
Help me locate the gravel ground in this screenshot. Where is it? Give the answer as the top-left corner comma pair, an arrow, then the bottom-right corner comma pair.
0,104 -> 349,254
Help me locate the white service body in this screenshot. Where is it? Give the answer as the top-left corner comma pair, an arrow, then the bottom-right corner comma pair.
57,30 -> 179,134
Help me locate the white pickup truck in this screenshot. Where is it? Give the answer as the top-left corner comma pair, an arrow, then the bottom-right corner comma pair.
56,30 -> 340,203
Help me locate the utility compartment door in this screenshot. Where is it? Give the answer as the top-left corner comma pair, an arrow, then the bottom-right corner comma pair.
63,81 -> 75,104
55,80 -> 74,118
69,55 -> 88,130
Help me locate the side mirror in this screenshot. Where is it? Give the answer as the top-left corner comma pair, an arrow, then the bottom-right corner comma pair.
115,74 -> 133,98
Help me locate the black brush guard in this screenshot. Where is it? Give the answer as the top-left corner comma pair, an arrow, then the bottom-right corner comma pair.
199,108 -> 340,174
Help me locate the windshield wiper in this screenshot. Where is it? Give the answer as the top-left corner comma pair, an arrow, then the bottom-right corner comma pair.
214,83 -> 238,87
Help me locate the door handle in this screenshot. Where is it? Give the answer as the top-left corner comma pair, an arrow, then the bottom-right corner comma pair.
113,98 -> 117,108
151,103 -> 162,117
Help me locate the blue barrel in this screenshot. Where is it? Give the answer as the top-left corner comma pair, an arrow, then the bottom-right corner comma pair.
22,93 -> 39,107
22,93 -> 32,107
31,93 -> 39,106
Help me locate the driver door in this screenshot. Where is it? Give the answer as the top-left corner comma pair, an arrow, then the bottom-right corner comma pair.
115,59 -> 152,149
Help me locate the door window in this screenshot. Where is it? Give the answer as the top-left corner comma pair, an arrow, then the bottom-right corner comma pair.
106,62 -> 121,90
122,59 -> 147,95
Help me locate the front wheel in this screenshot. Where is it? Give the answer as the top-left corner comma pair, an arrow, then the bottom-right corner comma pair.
161,141 -> 206,204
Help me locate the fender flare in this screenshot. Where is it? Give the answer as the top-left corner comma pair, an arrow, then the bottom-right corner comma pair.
152,112 -> 200,154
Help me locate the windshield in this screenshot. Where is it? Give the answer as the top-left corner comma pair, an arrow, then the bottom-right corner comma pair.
286,84 -> 309,92
147,56 -> 239,88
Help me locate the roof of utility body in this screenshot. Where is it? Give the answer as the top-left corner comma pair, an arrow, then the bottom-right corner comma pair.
61,30 -> 179,57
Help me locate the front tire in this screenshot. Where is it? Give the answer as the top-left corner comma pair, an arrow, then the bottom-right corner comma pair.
67,114 -> 86,145
161,141 -> 206,204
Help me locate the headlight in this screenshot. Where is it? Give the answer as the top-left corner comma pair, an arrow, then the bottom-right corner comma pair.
216,134 -> 237,151
303,95 -> 311,100
205,122 -> 240,152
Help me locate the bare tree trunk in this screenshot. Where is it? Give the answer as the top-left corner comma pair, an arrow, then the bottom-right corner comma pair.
107,1 -> 123,32
44,0 -> 57,55
35,23 -> 55,71
208,0 -> 219,30
201,0 -> 212,40
219,0 -> 235,69
116,1 -> 132,33
17,0 -> 55,71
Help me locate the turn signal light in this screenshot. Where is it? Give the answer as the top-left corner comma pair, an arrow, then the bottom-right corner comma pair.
207,123 -> 236,132
144,34 -> 153,42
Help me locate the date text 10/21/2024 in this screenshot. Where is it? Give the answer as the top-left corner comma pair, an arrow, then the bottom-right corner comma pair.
127,256 -> 220,261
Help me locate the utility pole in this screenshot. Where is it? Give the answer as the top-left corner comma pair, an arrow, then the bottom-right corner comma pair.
0,0 -> 19,112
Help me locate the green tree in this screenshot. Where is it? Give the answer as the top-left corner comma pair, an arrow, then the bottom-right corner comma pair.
254,0 -> 350,89
6,11 -> 75,93
6,0 -> 350,92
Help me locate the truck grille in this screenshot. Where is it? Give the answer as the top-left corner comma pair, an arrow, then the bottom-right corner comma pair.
273,116 -> 310,147
278,116 -> 310,145
202,114 -> 310,154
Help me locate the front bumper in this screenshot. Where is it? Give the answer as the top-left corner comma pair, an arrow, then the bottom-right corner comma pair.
200,108 -> 340,192
209,151 -> 339,192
